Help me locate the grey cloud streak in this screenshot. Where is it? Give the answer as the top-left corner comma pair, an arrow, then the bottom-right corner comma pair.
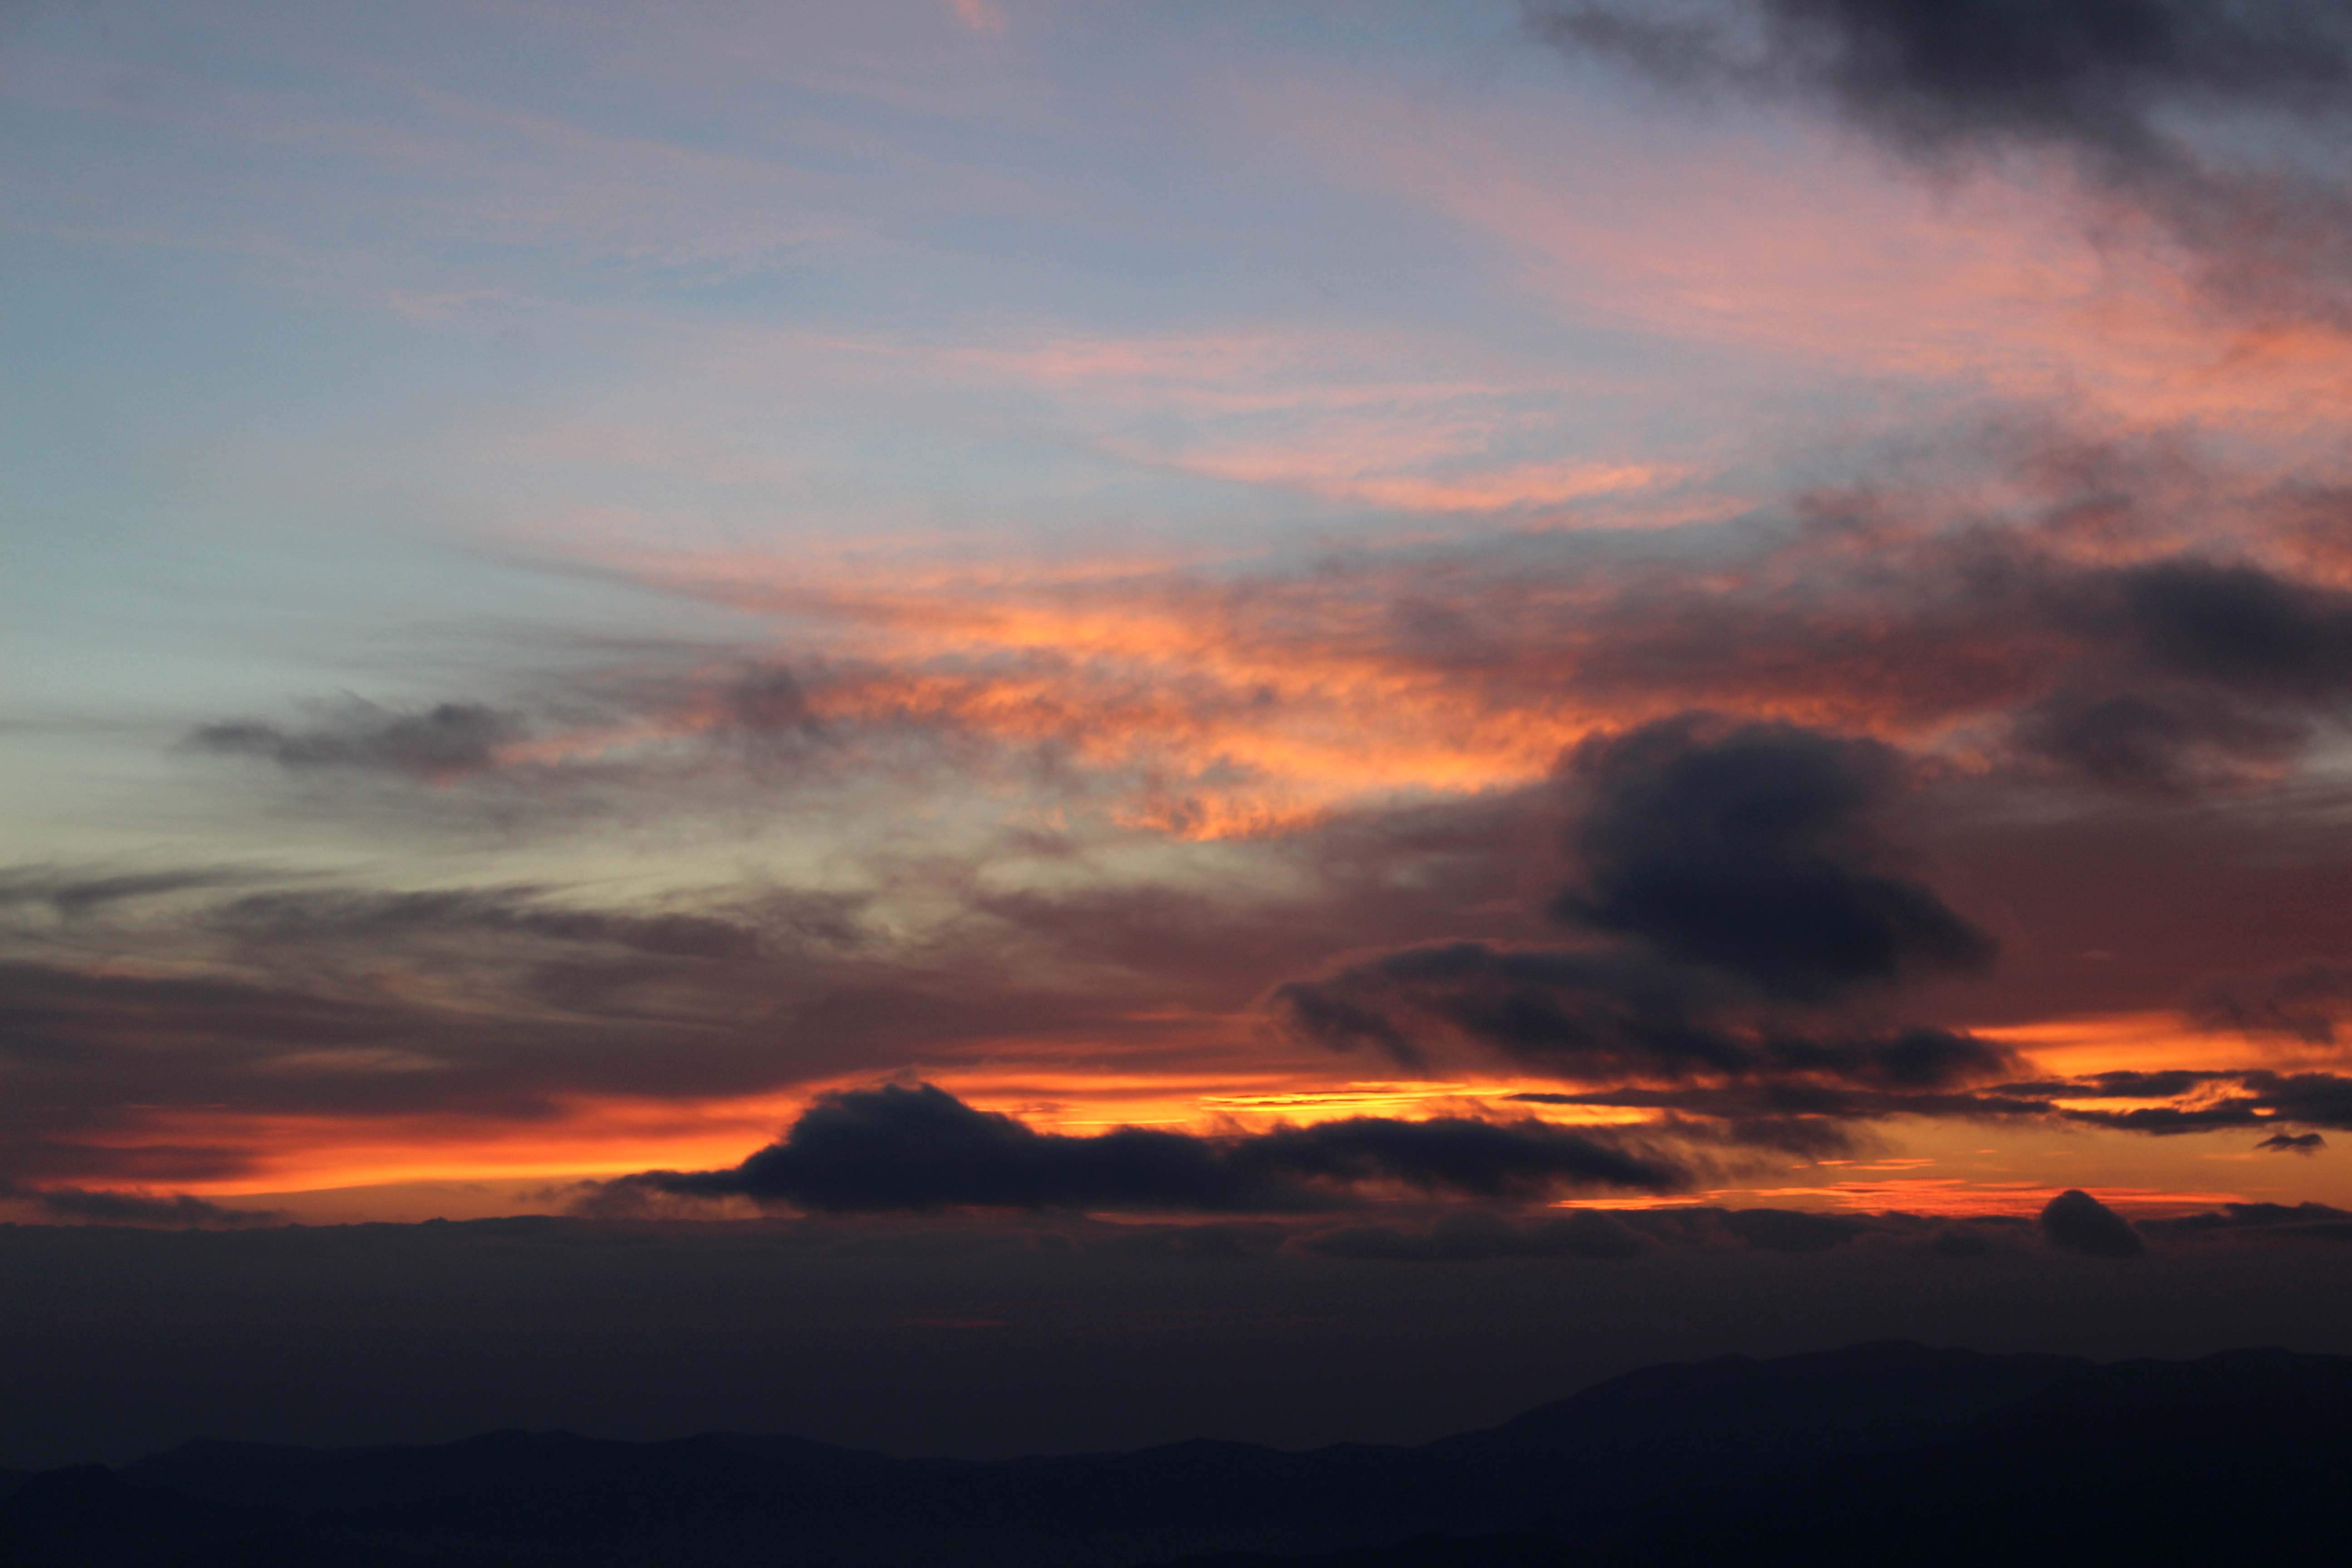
190,700 -> 522,781
0,1181 -> 286,1229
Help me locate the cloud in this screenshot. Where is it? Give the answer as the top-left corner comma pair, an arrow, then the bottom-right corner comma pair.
188,523 -> 2352,843
0,867 -> 277,916
189,700 -> 521,780
2009,686 -> 2308,796
2147,1200 -> 2352,1241
2038,1187 -> 2144,1258
2057,1072 -> 2352,1137
1533,0 -> 2352,158
1277,941 -> 2014,1089
1270,713 -> 2011,1098
2187,961 -> 2352,1045
1529,0 -> 2352,320
2257,1132 -> 2326,1153
590,1083 -> 1685,1215
2086,559 -> 2352,701
209,887 -> 769,962
2014,559 -> 2352,790
0,1181 -> 285,1229
1505,1062 -> 2352,1158
1554,716 -> 1994,999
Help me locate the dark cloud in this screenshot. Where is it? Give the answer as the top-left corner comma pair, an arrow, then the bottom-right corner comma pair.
1521,531 -> 2352,798
2187,960 -> 2352,1044
2010,686 -> 2308,796
1554,717 -> 1994,1000
593,1083 -> 1685,1215
2249,1072 -> 2352,1131
2039,1187 -> 2144,1258
189,701 -> 520,780
1277,941 -> 2014,1088
1534,0 -> 2352,157
2056,1072 -> 2352,1137
2015,560 -> 2352,790
2089,559 -> 2352,701
210,887 -> 767,962
2257,1132 -> 2326,1153
0,867 -> 276,916
1529,0 -> 2352,319
0,1181 -> 284,1229
1272,714 -> 2010,1102
1528,1081 -> 2060,1141
1511,1064 -> 2352,1152
1999,1069 -> 2236,1100
2059,1101 -> 2265,1135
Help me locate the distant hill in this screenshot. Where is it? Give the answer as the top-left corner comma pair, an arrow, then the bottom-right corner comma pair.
6,1341 -> 2350,1566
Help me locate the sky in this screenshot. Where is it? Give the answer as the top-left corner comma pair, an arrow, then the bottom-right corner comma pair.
7,0 -> 2352,1260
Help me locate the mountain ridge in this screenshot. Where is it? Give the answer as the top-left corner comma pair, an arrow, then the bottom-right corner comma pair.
6,1340 -> 2349,1566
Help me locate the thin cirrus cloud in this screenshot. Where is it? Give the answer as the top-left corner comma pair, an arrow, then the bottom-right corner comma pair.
600,320 -> 1700,529
1252,56 -> 2352,439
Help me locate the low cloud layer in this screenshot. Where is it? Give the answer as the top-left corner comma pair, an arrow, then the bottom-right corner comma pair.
0,1181 -> 284,1229
591,1083 -> 1686,1214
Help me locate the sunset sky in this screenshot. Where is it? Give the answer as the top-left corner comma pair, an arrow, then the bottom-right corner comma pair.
8,0 -> 2352,1240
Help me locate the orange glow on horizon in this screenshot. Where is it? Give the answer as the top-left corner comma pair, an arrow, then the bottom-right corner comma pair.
31,1014 -> 2330,1215
1988,1012 -> 2329,1077
70,1070 -> 1666,1201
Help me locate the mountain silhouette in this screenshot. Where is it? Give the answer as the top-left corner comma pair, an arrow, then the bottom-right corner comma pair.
5,1341 -> 2349,1566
